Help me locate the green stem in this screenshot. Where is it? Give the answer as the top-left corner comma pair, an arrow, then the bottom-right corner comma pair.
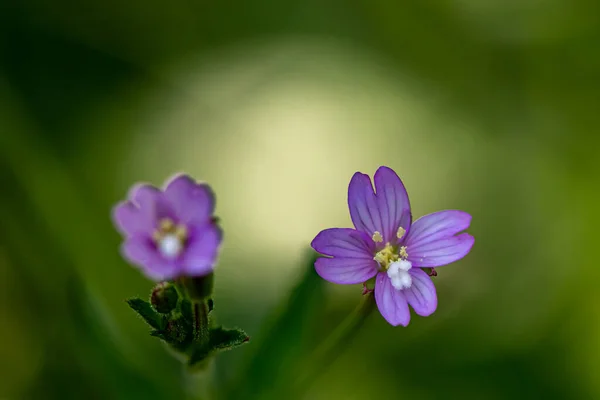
193,301 -> 210,346
293,292 -> 377,391
183,359 -> 216,400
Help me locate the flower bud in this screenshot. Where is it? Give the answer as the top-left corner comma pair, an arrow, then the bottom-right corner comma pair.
150,282 -> 179,314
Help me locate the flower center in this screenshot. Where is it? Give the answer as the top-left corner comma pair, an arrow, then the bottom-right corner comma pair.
153,218 -> 188,259
387,260 -> 413,290
373,242 -> 409,270
373,243 -> 398,269
372,231 -> 412,291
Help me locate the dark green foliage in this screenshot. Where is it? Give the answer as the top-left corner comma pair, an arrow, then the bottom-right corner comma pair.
126,297 -> 166,330
180,298 -> 194,323
186,326 -> 249,367
182,273 -> 214,301
128,275 -> 249,369
209,326 -> 249,351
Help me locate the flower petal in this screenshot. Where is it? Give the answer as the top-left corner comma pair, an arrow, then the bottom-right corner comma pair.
180,224 -> 222,277
348,172 -> 382,237
407,234 -> 474,267
314,257 -> 378,285
375,272 -> 411,326
132,183 -> 176,218
405,210 -> 474,267
112,201 -> 154,237
404,268 -> 437,316
406,210 -> 471,244
311,228 -> 375,259
373,166 -> 412,242
121,235 -> 178,281
163,174 -> 215,225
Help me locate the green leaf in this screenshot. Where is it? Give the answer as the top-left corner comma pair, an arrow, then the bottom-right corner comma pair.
126,297 -> 166,330
209,326 -> 249,352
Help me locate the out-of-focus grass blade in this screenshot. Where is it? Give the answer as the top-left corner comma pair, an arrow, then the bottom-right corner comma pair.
223,251 -> 325,400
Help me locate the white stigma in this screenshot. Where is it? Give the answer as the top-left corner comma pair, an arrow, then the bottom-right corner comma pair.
158,234 -> 183,259
387,260 -> 413,290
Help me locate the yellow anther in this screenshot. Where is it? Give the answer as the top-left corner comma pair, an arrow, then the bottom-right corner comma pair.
396,226 -> 406,239
374,252 -> 387,265
374,243 -> 399,270
153,218 -> 189,245
399,246 -> 408,259
372,231 -> 383,243
159,218 -> 174,231
175,225 -> 188,241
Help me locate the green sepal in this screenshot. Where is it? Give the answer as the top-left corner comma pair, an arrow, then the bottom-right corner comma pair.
181,273 -> 214,301
421,267 -> 437,277
209,326 -> 249,352
180,298 -> 194,325
126,297 -> 166,330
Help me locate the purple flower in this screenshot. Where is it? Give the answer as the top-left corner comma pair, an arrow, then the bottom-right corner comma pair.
112,174 -> 222,281
311,166 -> 474,326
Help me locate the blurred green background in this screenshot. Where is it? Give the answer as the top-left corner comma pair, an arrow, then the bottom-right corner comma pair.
1,0 -> 600,399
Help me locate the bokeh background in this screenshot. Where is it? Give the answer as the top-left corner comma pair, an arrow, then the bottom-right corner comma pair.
1,0 -> 600,399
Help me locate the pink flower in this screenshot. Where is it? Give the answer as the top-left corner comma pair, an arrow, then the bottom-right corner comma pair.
311,167 -> 474,326
112,174 -> 222,281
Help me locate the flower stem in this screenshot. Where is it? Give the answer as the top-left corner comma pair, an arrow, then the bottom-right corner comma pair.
293,292 -> 377,391
183,359 -> 216,400
193,301 -> 210,346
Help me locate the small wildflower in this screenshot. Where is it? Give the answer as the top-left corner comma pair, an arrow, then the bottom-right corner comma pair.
112,174 -> 222,281
311,166 -> 474,326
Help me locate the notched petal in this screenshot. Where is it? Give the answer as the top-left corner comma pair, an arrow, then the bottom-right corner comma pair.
112,201 -> 153,237
405,210 -> 474,267
121,236 -> 178,281
404,269 -> 437,316
314,257 -> 378,285
180,224 -> 222,277
348,172 -> 381,236
408,233 -> 474,267
374,272 -> 410,326
373,166 -> 412,242
164,174 -> 216,225
311,228 -> 375,259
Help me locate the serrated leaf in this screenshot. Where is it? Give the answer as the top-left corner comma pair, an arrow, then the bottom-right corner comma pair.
127,297 -> 166,330
209,326 -> 249,352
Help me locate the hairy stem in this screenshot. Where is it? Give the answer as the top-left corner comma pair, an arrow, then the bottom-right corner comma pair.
193,301 -> 210,346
